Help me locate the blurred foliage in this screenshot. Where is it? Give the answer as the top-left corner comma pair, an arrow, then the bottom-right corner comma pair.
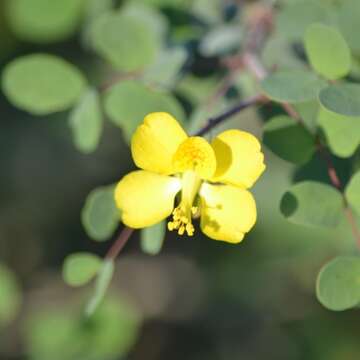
0,0 -> 360,359
2,54 -> 86,115
0,263 -> 21,328
63,252 -> 102,287
25,296 -> 140,360
81,184 -> 119,242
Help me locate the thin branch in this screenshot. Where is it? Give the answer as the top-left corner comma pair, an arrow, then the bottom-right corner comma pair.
105,226 -> 134,260
195,94 -> 266,136
316,140 -> 342,190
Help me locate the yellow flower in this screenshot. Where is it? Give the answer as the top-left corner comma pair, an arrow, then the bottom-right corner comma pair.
115,112 -> 265,243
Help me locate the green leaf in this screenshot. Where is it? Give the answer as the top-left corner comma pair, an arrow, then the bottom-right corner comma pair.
319,83 -> 360,117
127,0 -> 191,9
25,296 -> 141,360
142,47 -> 187,88
317,256 -> 360,311
304,23 -> 351,80
69,88 -> 102,154
2,54 -> 86,115
85,0 -> 113,20
141,221 -> 166,255
176,75 -> 218,106
0,264 -> 21,327
25,311 -> 82,360
261,70 -> 327,103
318,106 -> 360,158
199,24 -> 242,57
104,80 -> 185,142
85,260 -> 114,317
277,0 -> 335,41
89,11 -> 159,72
121,2 -> 168,41
280,181 -> 343,228
293,100 -> 319,131
63,253 -> 102,287
86,297 -> 141,358
263,115 -> 315,164
191,0 -> 222,25
262,34 -> 306,70
345,171 -> 360,215
81,185 -> 119,242
6,0 -> 85,43
339,0 -> 360,55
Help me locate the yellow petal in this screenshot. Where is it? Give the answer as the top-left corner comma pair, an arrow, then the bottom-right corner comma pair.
199,183 -> 257,243
211,129 -> 266,188
115,170 -> 181,228
172,136 -> 217,179
131,112 -> 188,175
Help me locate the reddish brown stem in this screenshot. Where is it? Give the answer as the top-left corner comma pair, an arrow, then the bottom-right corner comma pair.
316,141 -> 342,190
105,226 -> 134,260
195,94 -> 266,136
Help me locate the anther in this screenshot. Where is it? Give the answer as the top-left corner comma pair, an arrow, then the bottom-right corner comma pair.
178,226 -> 185,235
168,204 -> 196,236
186,223 -> 194,236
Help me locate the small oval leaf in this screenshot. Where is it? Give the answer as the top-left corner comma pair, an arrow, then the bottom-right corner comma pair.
319,83 -> 360,117
6,0 -> 85,43
304,23 -> 351,80
318,106 -> 360,158
2,54 -> 86,115
69,88 -> 103,154
90,11 -> 159,72
199,24 -> 242,57
63,253 -> 102,287
263,115 -> 315,164
81,185 -> 119,242
280,181 -> 343,228
261,71 -> 327,103
140,221 -> 166,255
317,256 -> 360,311
142,47 -> 187,88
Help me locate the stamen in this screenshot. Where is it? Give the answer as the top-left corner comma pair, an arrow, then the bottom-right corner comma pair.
186,223 -> 194,236
178,226 -> 185,235
168,205 -> 196,236
167,171 -> 202,237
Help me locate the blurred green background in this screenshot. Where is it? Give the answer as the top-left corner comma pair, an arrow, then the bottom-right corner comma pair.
0,0 -> 360,359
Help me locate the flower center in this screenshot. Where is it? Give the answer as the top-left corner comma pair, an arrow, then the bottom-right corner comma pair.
168,170 -> 201,236
172,137 -> 216,179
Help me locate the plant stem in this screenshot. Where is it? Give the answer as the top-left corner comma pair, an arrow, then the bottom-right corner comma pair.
194,94 -> 266,136
105,226 -> 134,260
